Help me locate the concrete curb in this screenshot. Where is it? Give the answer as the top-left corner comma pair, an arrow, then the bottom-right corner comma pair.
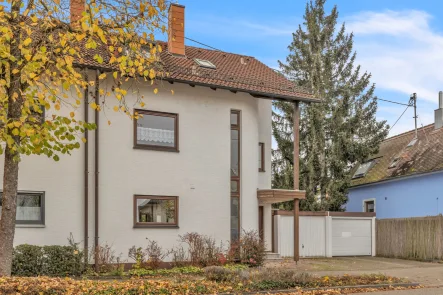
213,282 -> 421,295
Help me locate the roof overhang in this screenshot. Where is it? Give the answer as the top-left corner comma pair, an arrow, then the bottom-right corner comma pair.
73,64 -> 321,103
257,189 -> 306,204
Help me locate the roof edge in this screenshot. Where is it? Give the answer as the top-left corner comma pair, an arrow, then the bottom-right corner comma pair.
350,168 -> 443,189
164,77 -> 321,103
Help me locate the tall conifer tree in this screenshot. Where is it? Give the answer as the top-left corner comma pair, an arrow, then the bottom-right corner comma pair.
273,0 -> 388,211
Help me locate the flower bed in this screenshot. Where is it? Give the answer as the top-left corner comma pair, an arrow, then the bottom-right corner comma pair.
0,273 -> 407,295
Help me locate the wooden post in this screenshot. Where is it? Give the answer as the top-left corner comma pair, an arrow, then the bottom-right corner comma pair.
293,101 -> 300,262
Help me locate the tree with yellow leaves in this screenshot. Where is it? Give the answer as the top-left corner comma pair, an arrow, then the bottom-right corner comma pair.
0,0 -> 168,275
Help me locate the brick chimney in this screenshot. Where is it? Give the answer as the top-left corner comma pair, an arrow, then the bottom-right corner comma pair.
70,0 -> 85,25
168,4 -> 185,56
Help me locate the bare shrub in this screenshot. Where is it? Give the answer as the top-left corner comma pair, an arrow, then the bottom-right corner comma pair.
178,232 -> 226,267
170,245 -> 187,267
128,246 -> 147,269
128,240 -> 170,270
145,239 -> 170,269
234,230 -> 266,267
93,243 -> 123,274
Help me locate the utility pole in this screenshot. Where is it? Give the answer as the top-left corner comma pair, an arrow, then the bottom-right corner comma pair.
410,93 -> 418,139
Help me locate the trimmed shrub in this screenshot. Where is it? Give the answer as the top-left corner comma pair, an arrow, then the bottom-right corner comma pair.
12,244 -> 44,276
12,244 -> 83,277
43,245 -> 83,276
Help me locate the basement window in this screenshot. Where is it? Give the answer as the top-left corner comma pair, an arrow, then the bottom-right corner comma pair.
194,58 -> 216,69
352,160 -> 374,179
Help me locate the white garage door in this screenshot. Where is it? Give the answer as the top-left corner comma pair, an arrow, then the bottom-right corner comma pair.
332,218 -> 372,256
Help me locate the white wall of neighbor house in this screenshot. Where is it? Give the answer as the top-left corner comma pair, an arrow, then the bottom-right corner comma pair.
1,73 -> 272,261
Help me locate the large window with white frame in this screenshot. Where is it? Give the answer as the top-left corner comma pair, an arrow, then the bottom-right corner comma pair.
0,191 -> 45,225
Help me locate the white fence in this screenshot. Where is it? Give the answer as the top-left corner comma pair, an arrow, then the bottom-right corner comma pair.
273,211 -> 376,258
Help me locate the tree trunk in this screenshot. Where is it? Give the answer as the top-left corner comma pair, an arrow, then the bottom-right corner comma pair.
0,147 -> 19,276
0,0 -> 23,276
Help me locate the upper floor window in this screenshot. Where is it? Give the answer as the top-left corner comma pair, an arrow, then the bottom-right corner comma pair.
352,160 -> 374,179
134,109 -> 179,152
0,191 -> 45,225
258,142 -> 265,172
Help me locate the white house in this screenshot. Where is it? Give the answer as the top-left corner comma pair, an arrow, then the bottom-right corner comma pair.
0,2 -> 318,262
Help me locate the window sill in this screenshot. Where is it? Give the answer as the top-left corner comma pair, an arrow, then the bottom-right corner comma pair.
133,224 -> 179,229
133,146 -> 179,153
16,224 -> 45,228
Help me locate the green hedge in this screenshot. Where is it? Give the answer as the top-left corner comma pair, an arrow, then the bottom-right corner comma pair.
12,244 -> 84,277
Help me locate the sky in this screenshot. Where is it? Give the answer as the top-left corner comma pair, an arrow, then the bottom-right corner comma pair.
160,0 -> 443,137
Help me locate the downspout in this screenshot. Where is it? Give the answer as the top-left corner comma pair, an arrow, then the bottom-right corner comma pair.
94,70 -> 100,271
83,72 -> 89,265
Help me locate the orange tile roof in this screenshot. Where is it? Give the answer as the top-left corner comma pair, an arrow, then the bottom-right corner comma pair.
157,42 -> 317,102
74,39 -> 318,102
351,124 -> 443,187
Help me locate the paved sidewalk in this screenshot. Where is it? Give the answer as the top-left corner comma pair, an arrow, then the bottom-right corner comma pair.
352,287 -> 443,295
267,257 -> 443,286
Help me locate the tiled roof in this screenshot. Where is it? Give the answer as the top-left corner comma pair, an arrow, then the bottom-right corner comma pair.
350,124 -> 443,187
75,40 -> 317,102
157,42 -> 317,102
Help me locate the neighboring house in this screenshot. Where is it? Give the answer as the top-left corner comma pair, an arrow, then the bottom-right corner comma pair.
347,93 -> 443,219
0,3 -> 318,259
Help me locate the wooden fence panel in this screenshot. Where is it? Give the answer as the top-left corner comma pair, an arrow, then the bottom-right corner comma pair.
376,216 -> 443,261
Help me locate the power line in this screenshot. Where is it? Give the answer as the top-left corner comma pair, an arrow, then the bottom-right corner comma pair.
389,105 -> 410,132
184,37 -> 222,51
378,98 -> 411,107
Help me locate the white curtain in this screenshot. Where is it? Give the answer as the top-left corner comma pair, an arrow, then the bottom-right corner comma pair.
137,127 -> 174,144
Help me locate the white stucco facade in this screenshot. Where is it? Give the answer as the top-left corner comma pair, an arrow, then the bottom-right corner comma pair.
2,76 -> 273,259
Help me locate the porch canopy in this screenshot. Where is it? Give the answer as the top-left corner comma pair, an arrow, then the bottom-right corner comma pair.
257,189 -> 305,204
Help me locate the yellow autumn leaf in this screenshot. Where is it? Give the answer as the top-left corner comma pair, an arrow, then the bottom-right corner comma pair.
82,138 -> 87,143
55,104 -> 61,110
23,38 -> 32,46
70,112 -> 75,118
91,102 -> 97,110
153,88 -> 158,94
113,106 -> 119,112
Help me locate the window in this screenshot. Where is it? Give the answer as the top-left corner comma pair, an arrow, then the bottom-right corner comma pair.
230,110 -> 241,241
194,58 -> 216,69
134,195 -> 178,228
406,138 -> 417,148
258,142 -> 265,172
364,200 -> 375,213
134,110 -> 179,152
352,160 -> 374,179
389,157 -> 400,169
0,191 -> 45,225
